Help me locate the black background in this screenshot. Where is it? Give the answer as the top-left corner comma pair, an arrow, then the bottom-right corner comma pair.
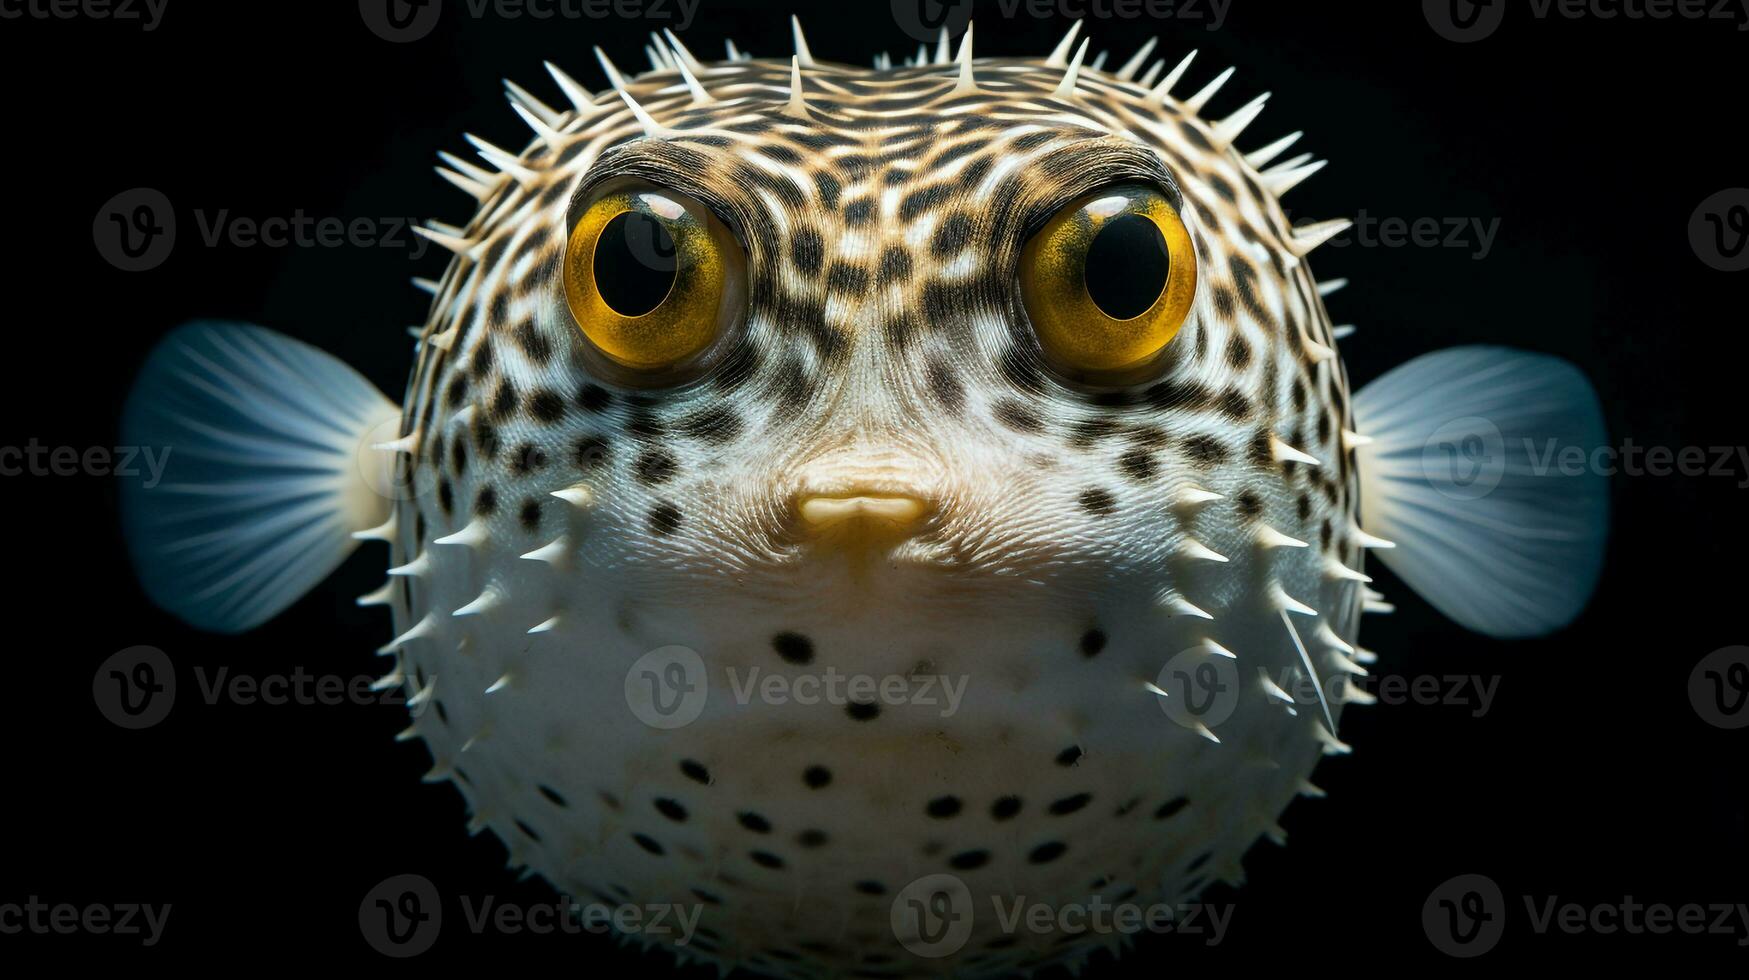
2,0 -> 1744,971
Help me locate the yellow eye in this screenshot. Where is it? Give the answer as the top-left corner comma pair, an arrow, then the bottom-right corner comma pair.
563,180 -> 743,373
1019,184 -> 1198,376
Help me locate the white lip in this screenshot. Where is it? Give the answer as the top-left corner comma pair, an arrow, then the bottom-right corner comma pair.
798,494 -> 929,527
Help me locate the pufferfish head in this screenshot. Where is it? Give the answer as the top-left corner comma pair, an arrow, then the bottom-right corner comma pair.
396,24 -> 1368,978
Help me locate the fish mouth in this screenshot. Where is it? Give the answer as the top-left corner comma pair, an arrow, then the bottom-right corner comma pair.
797,493 -> 932,530
792,492 -> 937,561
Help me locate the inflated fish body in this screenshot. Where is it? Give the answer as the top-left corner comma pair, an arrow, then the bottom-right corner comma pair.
121,20 -> 1607,977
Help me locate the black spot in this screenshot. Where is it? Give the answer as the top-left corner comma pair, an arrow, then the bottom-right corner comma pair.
739,812 -> 772,833
814,172 -> 841,209
878,247 -> 913,281
991,796 -> 1022,820
1180,434 -> 1229,466
470,415 -> 499,459
576,383 -> 612,412
1230,257 -> 1271,321
648,502 -> 683,536
626,411 -> 666,440
790,227 -> 824,275
994,399 -> 1043,433
635,450 -> 678,486
772,632 -> 814,665
514,320 -> 553,364
1048,793 -> 1091,816
510,443 -> 547,475
949,850 -> 990,871
854,881 -> 886,896
682,406 -> 743,444
803,766 -> 832,789
679,759 -> 710,784
491,378 -> 519,421
445,374 -> 469,408
931,213 -> 974,257
1217,389 -> 1251,421
750,850 -> 785,869
632,833 -> 665,856
927,796 -> 962,819
1118,449 -> 1156,482
1154,796 -> 1189,820
655,798 -> 688,822
538,785 -> 568,808
796,829 -> 828,848
1080,629 -> 1107,658
1029,842 -> 1067,864
575,435 -> 609,470
437,479 -> 454,514
1055,746 -> 1084,766
528,388 -> 566,423
846,700 -> 880,721
1144,380 -> 1215,412
474,486 -> 498,516
469,339 -> 496,379
1078,488 -> 1117,516
519,498 -> 541,531
899,185 -> 947,222
826,261 -> 869,294
926,360 -> 964,411
1236,490 -> 1264,521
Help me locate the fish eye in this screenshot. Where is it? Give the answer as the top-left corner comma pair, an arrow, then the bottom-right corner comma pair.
1018,184 -> 1198,376
563,179 -> 744,374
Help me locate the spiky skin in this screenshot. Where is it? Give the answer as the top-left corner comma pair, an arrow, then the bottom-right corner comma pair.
374,26 -> 1373,979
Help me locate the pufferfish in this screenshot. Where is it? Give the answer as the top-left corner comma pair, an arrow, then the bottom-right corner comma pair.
120,19 -> 1608,977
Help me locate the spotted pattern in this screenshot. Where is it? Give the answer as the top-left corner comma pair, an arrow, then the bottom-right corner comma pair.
376,25 -> 1372,980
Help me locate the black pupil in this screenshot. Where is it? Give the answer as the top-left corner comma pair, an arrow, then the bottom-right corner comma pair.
1083,214 -> 1169,320
595,211 -> 678,317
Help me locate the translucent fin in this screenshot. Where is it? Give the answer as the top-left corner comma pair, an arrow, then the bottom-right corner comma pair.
120,322 -> 402,633
1352,346 -> 1608,637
